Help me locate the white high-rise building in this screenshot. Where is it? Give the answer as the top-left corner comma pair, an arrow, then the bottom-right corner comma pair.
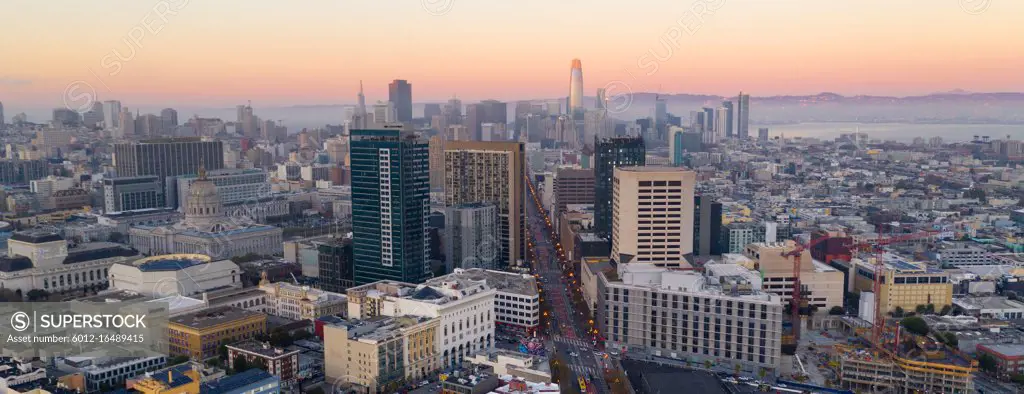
611,166 -> 696,266
103,100 -> 122,129
715,107 -> 729,141
372,101 -> 397,126
117,108 -> 135,139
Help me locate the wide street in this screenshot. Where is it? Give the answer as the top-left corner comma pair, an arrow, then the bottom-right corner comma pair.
526,178 -> 614,394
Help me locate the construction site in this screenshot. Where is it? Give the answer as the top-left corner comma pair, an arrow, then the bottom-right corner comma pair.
779,228 -> 976,393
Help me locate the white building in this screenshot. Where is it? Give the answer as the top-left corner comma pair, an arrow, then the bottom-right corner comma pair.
426,268 -> 540,335
174,168 -> 270,211
346,278 -> 496,368
108,254 -> 242,297
597,263 -> 784,372
103,100 -> 122,129
30,176 -> 76,197
258,276 -> 348,320
57,355 -> 166,392
129,166 -> 283,259
1,232 -> 138,296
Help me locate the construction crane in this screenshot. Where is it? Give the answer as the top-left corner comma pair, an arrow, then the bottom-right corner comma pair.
780,228 -> 939,346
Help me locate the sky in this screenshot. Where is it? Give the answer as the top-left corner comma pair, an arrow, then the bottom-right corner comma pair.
1,0 -> 1022,111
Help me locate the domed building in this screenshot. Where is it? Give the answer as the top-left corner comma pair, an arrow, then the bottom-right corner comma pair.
128,166 -> 283,259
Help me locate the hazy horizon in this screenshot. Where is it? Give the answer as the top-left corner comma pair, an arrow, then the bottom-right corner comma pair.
2,0 -> 1022,112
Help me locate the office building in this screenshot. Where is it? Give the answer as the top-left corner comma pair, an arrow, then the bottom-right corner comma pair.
350,128 -> 430,285
103,176 -> 164,212
444,141 -> 526,269
731,243 -> 845,310
569,59 -> 584,115
0,158 -> 47,185
167,306 -> 267,359
427,268 -> 540,336
174,168 -> 269,210
693,195 -> 723,256
0,100 -> 4,126
117,108 -> 135,138
82,102 -> 104,127
553,168 -> 594,215
594,136 -> 646,240
102,100 -> 122,129
464,101 -> 507,141
610,167 -> 696,266
445,203 -> 500,271
668,127 -> 687,166
372,101 -> 398,126
345,278 -> 495,367
596,88 -> 606,109
597,263 -> 784,371
324,316 -> 439,393
737,92 -> 750,139
721,100 -> 734,138
317,236 -> 354,293
702,107 -> 715,136
424,103 -> 442,120
721,223 -> 756,254
388,79 -> 413,122
758,127 -> 769,143
160,108 -> 178,133
113,137 -> 224,185
52,108 -> 81,126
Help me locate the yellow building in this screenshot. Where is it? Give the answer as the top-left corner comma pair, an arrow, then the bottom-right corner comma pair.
167,306 -> 266,360
130,365 -> 201,394
324,316 -> 439,394
842,254 -> 953,313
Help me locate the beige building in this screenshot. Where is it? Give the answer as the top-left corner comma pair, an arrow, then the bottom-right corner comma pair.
428,135 -> 444,191
610,166 -> 696,266
258,274 -> 347,320
731,242 -> 845,310
444,141 -> 526,268
323,316 -> 439,393
834,253 -> 953,313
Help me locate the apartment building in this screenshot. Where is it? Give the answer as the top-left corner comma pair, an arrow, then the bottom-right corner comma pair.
596,263 -> 784,372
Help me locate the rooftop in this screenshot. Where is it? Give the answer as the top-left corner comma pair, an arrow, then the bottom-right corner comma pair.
604,263 -> 781,303
134,254 -> 212,272
979,344 -> 1024,357
77,289 -> 152,304
425,268 -> 538,297
226,341 -> 300,359
200,369 -> 277,394
953,296 -> 1024,311
9,231 -> 63,243
333,315 -> 433,342
169,306 -> 264,330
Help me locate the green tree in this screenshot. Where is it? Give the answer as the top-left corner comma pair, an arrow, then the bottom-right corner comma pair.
940,305 -> 952,316
166,355 -> 190,366
218,344 -> 229,361
758,368 -> 768,380
734,363 -> 742,377
915,305 -> 927,315
705,360 -> 713,370
1011,373 -> 1024,384
26,289 -> 49,301
944,332 -> 959,347
900,316 -> 929,336
978,353 -> 997,373
892,306 -> 905,318
829,306 -> 845,315
925,303 -> 935,315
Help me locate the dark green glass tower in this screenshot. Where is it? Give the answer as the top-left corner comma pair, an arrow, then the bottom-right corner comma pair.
594,135 -> 645,241
351,128 -> 430,285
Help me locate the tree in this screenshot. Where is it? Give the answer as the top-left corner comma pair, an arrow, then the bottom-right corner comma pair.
829,306 -> 845,315
925,303 -> 936,315
940,305 -> 952,316
1011,373 -> 1024,384
705,360 -> 713,370
978,353 -> 997,373
26,289 -> 49,301
734,363 -> 742,377
233,356 -> 249,373
900,316 -> 929,336
218,344 -> 229,361
758,368 -> 768,380
943,332 -> 959,347
892,306 -> 905,318
915,305 -> 927,315
107,232 -> 125,243
167,355 -> 190,366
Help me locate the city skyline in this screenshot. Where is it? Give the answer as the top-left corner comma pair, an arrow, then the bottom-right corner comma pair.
1,0 -> 1022,111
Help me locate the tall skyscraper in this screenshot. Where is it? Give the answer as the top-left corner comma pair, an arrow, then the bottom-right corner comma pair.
758,127 -> 770,143
117,108 -> 135,139
424,103 -> 442,120
445,202 -> 500,271
596,89 -> 607,109
160,108 -> 178,134
103,100 -> 122,129
350,127 -> 430,285
610,166 -> 696,266
721,100 -> 734,138
113,137 -> 224,186
715,107 -> 729,140
569,59 -> 584,115
357,80 -> 367,115
668,127 -> 686,166
693,195 -> 723,256
702,107 -> 715,135
737,92 -> 750,139
444,141 -> 526,269
463,100 -> 506,141
388,79 -> 413,122
0,101 -> 6,126
594,136 -> 646,240
428,135 -> 445,191
655,97 -> 668,125
236,105 -> 246,124
371,101 -> 397,126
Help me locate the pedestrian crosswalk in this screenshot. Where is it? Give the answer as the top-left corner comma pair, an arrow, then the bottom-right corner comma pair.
570,364 -> 600,377
552,335 -> 591,347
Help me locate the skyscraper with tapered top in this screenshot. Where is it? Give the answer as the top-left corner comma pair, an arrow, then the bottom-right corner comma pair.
737,92 -> 750,140
569,59 -> 584,116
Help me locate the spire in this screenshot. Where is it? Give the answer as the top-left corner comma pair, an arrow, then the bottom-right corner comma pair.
198,159 -> 207,180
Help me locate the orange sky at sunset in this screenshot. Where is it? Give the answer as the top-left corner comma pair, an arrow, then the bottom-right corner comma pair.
1,0 -> 1022,109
